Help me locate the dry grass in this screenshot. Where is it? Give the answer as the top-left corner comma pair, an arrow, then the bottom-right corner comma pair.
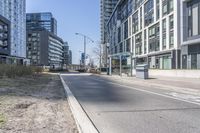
0,114 -> 6,127
0,74 -> 78,133
0,64 -> 43,78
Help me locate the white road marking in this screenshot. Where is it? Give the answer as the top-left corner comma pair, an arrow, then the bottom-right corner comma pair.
90,77 -> 200,106
61,73 -> 92,76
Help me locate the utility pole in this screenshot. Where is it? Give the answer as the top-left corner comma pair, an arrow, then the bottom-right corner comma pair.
99,44 -> 102,73
75,33 -> 94,71
84,36 -> 86,70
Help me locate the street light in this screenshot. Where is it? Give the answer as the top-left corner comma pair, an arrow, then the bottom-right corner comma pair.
75,33 -> 94,71
78,50 -> 83,69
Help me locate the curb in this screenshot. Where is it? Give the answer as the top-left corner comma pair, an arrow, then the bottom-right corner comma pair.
59,74 -> 99,133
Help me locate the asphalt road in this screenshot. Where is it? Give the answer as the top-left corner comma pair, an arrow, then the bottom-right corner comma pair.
62,73 -> 200,133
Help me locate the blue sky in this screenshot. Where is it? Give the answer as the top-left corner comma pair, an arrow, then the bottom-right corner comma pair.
26,0 -> 100,64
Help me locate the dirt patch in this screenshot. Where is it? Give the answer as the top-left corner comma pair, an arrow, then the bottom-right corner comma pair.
0,74 -> 78,133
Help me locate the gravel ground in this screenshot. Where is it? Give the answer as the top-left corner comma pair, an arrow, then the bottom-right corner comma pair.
0,74 -> 78,133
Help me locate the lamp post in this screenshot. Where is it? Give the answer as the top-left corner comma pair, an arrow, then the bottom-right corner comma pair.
106,43 -> 110,75
75,33 -> 94,71
78,50 -> 83,69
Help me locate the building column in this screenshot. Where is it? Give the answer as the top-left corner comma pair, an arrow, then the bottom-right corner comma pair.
109,56 -> 112,75
120,55 -> 122,76
131,54 -> 133,76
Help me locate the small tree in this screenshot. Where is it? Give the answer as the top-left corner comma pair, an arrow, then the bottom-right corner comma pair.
93,43 -> 106,68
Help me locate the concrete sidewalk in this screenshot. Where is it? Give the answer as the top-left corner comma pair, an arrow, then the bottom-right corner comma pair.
97,74 -> 200,96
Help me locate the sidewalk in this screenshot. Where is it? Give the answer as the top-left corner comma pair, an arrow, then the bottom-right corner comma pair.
97,74 -> 200,96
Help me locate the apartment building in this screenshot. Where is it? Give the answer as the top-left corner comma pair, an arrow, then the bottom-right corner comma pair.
107,0 -> 183,74
0,0 -> 26,59
181,0 -> 200,69
101,0 -> 119,66
0,14 -> 10,60
101,0 -> 119,44
27,30 -> 64,68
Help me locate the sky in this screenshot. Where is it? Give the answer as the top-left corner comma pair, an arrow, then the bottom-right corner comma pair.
26,0 -> 100,64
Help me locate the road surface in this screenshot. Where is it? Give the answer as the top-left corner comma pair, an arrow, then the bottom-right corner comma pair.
62,73 -> 200,133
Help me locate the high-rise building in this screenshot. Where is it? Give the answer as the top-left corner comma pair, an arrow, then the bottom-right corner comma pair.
106,0 -> 186,74
0,0 -> 26,58
0,15 -> 10,59
26,12 -> 57,35
100,0 -> 118,44
100,0 -> 118,66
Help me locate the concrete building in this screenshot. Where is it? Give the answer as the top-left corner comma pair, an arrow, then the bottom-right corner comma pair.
27,30 -> 64,68
26,12 -> 57,35
106,0 -> 185,75
0,14 -> 10,61
0,0 -> 26,59
181,0 -> 200,69
101,0 -> 119,66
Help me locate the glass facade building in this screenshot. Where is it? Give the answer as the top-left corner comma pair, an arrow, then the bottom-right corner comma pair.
101,0 -> 119,66
101,0 -> 118,44
63,42 -> 72,66
107,0 -> 182,73
26,12 -> 57,35
0,0 -> 26,58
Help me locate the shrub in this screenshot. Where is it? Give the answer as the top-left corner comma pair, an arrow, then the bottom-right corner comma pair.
33,66 -> 43,74
0,64 -> 43,78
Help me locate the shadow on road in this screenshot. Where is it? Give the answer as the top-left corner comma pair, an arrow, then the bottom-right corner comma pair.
62,73 -> 140,104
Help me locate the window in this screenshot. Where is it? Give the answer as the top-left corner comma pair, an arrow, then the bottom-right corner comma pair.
162,0 -> 173,16
169,32 -> 174,48
126,39 -> 131,52
192,4 -> 199,36
140,7 -> 142,30
133,0 -> 144,11
132,36 -> 135,55
135,33 -> 142,55
115,46 -> 117,54
162,19 -> 166,49
118,27 -> 121,43
169,0 -> 173,12
132,11 -> 139,33
162,19 -> 166,31
156,0 -> 160,20
163,0 -> 168,16
144,0 -> 154,27
169,15 -> 174,30
119,43 -> 123,53
124,21 -> 128,39
144,29 -> 147,54
149,23 -> 160,52
187,1 -> 200,37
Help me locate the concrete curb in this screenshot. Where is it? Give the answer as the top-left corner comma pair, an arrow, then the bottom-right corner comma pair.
59,74 -> 99,133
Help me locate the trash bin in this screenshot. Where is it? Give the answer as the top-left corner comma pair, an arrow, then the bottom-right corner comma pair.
136,64 -> 149,79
